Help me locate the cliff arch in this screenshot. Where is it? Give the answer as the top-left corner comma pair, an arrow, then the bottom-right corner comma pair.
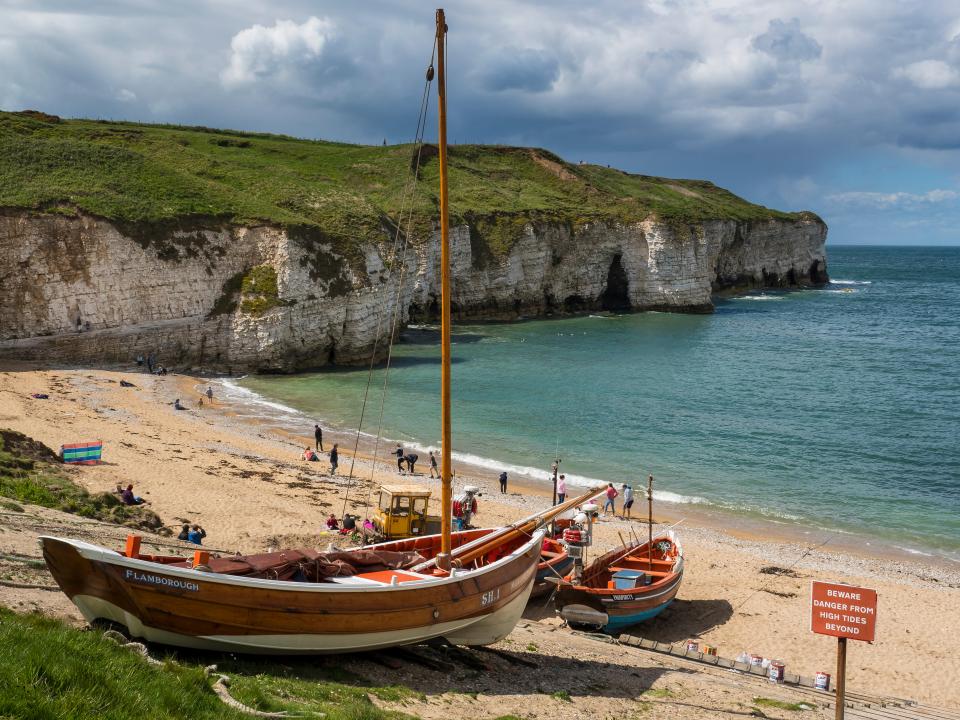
599,254 -> 630,311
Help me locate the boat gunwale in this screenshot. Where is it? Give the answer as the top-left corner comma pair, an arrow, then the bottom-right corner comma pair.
40,530 -> 545,594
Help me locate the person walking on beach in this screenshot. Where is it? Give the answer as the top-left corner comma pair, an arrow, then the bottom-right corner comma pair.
429,451 -> 439,478
557,474 -> 567,504
603,483 -> 618,515
314,424 -> 324,452
499,471 -> 508,494
622,483 -> 634,519
393,444 -> 405,473
329,444 -> 339,475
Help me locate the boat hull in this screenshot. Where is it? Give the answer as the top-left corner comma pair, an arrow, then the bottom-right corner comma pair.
41,530 -> 542,654
554,533 -> 683,633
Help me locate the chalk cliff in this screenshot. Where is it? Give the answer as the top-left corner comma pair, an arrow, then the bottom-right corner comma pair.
0,211 -> 826,372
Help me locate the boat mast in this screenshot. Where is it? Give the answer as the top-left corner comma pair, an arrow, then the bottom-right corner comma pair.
436,8 -> 453,566
647,474 -> 654,567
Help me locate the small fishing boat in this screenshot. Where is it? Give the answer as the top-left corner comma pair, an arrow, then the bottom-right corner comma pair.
554,532 -> 683,632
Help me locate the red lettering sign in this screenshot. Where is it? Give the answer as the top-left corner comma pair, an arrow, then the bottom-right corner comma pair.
810,581 -> 877,642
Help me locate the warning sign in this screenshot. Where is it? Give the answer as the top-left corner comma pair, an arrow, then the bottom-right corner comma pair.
810,581 -> 877,642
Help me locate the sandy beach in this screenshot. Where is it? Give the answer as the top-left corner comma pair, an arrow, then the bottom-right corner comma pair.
1,364 -> 958,710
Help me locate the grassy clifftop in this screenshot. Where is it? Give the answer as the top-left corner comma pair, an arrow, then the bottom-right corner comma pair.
0,110 -> 811,255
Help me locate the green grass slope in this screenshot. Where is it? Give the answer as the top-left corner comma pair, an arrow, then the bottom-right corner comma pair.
0,608 -> 417,719
0,110 -> 813,258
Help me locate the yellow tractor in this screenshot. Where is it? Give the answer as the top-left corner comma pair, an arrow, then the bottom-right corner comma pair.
372,485 -> 442,541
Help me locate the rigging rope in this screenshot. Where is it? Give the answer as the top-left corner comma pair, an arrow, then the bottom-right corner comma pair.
339,37 -> 438,521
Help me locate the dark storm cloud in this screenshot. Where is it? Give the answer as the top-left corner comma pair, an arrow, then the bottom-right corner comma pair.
476,48 -> 560,92
751,18 -> 822,62
2,0 -> 960,242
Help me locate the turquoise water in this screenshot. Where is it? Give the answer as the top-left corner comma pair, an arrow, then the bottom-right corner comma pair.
239,247 -> 960,561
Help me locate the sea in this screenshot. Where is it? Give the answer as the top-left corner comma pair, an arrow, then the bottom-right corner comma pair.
235,246 -> 960,563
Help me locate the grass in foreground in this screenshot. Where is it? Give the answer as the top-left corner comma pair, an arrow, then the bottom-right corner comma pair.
0,429 -> 165,532
0,608 -> 421,720
0,608 -> 239,720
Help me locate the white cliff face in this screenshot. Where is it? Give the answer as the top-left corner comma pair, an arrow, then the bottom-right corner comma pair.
0,211 -> 826,371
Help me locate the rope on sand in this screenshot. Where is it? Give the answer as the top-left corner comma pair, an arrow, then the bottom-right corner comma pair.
204,665 -> 325,718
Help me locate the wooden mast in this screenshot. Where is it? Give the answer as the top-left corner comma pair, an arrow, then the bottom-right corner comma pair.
436,8 -> 453,566
647,474 -> 654,567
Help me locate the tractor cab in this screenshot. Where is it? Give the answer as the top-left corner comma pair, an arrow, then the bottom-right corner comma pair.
373,485 -> 442,541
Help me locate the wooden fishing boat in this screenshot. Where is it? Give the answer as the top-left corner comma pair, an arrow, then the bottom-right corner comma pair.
39,528 -> 543,654
553,532 -> 683,632
41,9 -> 605,655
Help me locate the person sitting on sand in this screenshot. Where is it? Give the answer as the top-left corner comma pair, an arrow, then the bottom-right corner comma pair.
187,525 -> 206,545
173,398 -> 185,410
177,524 -> 191,541
302,447 -> 318,461
120,484 -> 145,506
325,513 -> 339,531
340,514 -> 357,534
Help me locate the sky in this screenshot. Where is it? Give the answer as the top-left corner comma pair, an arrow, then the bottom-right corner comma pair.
2,0 -> 960,245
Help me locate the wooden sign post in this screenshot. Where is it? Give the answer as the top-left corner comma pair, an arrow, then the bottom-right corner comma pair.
810,581 -> 878,720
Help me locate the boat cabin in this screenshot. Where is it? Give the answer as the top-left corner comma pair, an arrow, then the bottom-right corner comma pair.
374,485 -> 442,540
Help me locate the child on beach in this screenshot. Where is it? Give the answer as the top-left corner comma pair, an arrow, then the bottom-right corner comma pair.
603,483 -> 618,515
429,451 -> 439,478
394,444 -> 405,473
557,474 -> 567,504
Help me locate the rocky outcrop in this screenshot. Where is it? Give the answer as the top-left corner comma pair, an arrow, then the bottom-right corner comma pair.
0,211 -> 826,372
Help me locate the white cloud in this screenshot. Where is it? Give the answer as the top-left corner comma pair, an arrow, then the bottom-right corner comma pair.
827,189 -> 960,208
893,59 -> 960,89
116,88 -> 136,102
221,16 -> 334,88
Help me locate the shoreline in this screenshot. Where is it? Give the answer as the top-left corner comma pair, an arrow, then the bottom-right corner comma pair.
213,372 -> 959,573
